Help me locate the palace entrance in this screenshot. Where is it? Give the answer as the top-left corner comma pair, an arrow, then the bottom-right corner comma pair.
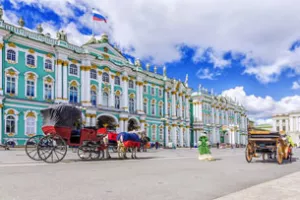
128,118 -> 140,132
97,115 -> 118,130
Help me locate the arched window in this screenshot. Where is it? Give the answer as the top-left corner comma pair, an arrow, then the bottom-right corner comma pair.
26,80 -> 35,97
27,55 -> 35,66
129,98 -> 135,114
114,76 -> 120,85
103,92 -> 109,107
91,90 -> 97,106
168,127 -> 171,142
7,50 -> 16,61
102,72 -> 109,83
6,76 -> 16,95
44,83 -> 52,100
151,87 -> 155,95
25,117 -> 35,135
45,59 -> 52,70
90,69 -> 97,79
159,126 -> 164,140
143,100 -> 147,114
69,86 -> 78,103
115,95 -> 120,109
151,101 -> 156,115
129,80 -> 134,89
151,125 -> 156,141
69,64 -> 78,75
159,104 -> 163,116
168,103 -> 171,116
6,116 -> 15,133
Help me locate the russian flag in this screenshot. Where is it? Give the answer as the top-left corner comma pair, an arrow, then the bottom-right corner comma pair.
92,9 -> 107,23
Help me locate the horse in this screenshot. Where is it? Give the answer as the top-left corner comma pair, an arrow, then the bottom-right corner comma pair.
117,131 -> 142,159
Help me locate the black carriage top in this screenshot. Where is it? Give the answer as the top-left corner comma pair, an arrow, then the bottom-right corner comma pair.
40,104 -> 82,128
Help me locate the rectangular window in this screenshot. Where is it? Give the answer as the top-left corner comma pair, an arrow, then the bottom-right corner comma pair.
143,85 -> 147,93
151,104 -> 155,115
151,87 -> 155,95
282,126 -> 286,131
159,128 -> 163,140
6,77 -> 16,94
159,105 -> 163,116
276,126 -> 280,131
44,84 -> 52,100
26,80 -> 35,97
143,102 -> 147,114
167,92 -> 170,99
159,89 -> 162,97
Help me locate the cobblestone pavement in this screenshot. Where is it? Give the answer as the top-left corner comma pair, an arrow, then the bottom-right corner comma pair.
0,148 -> 300,200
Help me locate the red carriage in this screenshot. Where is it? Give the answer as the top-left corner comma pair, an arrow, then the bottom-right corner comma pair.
25,104 -> 109,163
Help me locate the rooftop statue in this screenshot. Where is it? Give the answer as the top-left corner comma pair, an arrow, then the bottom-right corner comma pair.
185,74 -> 188,86
57,30 -> 68,42
163,66 -> 166,76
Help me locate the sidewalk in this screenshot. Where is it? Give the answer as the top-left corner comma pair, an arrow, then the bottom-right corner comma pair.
215,171 -> 300,200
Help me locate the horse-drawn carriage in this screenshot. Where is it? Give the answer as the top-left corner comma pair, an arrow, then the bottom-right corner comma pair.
245,130 -> 293,164
25,104 -> 150,163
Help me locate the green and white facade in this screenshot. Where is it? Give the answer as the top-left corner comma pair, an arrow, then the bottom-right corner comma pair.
0,15 -> 248,147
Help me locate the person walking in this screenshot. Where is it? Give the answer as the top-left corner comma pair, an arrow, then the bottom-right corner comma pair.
155,141 -> 159,150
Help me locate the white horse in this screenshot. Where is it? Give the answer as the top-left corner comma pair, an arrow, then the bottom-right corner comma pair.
117,130 -> 143,159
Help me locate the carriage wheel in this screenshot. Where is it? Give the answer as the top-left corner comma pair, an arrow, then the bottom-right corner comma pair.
245,144 -> 253,163
37,134 -> 67,164
78,145 -> 91,160
25,135 -> 44,161
111,146 -> 118,153
90,148 -> 101,160
276,144 -> 284,165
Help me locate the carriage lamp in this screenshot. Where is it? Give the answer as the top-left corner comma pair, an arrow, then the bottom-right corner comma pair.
103,123 -> 109,128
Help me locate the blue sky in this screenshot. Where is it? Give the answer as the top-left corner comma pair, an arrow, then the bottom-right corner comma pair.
2,0 -> 300,123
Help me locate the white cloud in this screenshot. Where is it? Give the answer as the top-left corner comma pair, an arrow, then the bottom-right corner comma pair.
6,0 -> 300,79
292,80 -> 300,90
196,68 -> 220,80
193,48 -> 231,69
221,86 -> 300,120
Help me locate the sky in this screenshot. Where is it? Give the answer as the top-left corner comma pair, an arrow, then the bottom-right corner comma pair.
2,0 -> 300,124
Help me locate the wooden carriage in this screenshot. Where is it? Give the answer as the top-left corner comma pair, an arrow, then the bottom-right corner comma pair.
246,130 -> 293,164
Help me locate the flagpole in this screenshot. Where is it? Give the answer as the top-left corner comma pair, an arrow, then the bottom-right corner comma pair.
92,8 -> 94,36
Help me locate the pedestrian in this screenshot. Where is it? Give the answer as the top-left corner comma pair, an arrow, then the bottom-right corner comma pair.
217,142 -> 219,149
155,141 -> 159,149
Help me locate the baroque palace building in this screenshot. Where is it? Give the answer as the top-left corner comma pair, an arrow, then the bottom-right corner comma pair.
0,9 -> 248,146
272,112 -> 300,146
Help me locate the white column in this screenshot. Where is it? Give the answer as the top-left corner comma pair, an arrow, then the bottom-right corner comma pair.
140,84 -> 143,112
279,120 -> 283,131
185,96 -> 190,120
86,115 -> 91,126
56,60 -> 63,100
0,44 -> 3,95
232,129 -> 235,144
180,126 -> 183,147
91,116 -> 96,126
199,103 -> 203,122
165,124 -> 169,146
136,83 -> 141,112
62,63 -> 68,101
109,75 -> 115,108
122,75 -> 129,111
290,117 -> 293,132
97,71 -> 103,106
179,93 -> 183,118
80,67 -> 85,104
119,119 -> 124,132
171,91 -> 176,118
86,68 -> 91,105
124,119 -> 128,132
172,125 -> 177,146
0,105 -> 2,144
186,127 -> 190,147
164,89 -> 168,117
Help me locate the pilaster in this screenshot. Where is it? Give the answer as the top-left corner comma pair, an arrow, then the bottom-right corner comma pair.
62,60 -> 68,102
109,74 -> 115,108
0,42 -> 3,95
122,72 -> 129,112
97,70 -> 103,106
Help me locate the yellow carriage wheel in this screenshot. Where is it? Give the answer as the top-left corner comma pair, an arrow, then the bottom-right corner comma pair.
245,144 -> 253,163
